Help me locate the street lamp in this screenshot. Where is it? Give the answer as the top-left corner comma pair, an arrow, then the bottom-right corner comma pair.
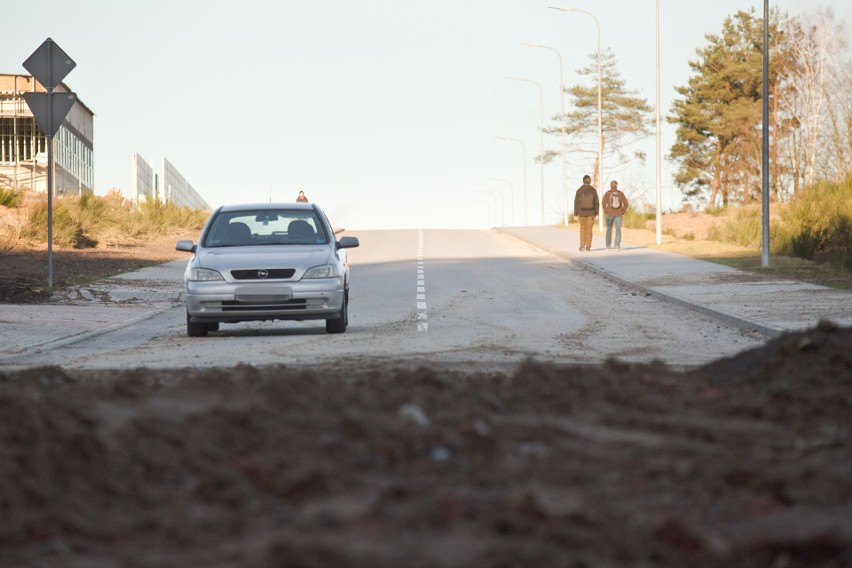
487,176 -> 515,225
549,6 -> 604,232
761,0 -> 770,268
495,136 -> 529,225
655,0 -> 662,245
473,199 -> 495,227
522,42 -> 569,226
508,76 -> 545,225
477,189 -> 505,225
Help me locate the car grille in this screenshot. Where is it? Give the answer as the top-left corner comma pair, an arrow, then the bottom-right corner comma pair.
221,299 -> 308,312
231,269 -> 296,280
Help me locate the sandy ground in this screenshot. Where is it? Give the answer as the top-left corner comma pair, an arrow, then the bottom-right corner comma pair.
2,199 -> 851,566
1,321 -> 850,567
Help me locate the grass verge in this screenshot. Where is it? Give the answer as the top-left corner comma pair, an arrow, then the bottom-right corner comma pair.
615,225 -> 851,290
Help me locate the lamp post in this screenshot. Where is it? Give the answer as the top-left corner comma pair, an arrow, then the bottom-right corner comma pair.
495,136 -> 529,225
508,76 -> 545,225
487,176 -> 515,225
655,0 -> 662,244
549,6 -> 604,232
477,189 -> 505,225
761,0 -> 770,268
473,199 -> 494,227
522,42 -> 568,226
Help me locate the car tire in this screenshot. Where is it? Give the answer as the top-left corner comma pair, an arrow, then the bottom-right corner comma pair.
187,313 -> 208,337
326,289 -> 348,334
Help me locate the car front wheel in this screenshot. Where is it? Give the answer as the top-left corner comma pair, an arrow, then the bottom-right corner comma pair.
326,289 -> 348,334
187,313 -> 208,337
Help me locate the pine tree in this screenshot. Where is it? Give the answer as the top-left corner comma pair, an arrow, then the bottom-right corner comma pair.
545,48 -> 653,187
669,8 -> 785,207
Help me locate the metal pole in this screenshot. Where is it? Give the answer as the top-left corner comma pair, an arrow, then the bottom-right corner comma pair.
477,189 -> 504,225
655,0 -> 663,245
496,137 -> 529,225
593,16 -> 603,233
549,7 -> 603,231
523,43 -> 569,226
488,177 -> 515,226
46,46 -> 54,288
761,0 -> 771,267
508,77 -> 545,224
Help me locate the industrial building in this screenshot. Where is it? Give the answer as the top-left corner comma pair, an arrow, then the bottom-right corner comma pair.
0,73 -> 94,195
132,153 -> 210,210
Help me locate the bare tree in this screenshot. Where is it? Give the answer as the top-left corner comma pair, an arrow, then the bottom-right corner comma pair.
778,8 -> 849,194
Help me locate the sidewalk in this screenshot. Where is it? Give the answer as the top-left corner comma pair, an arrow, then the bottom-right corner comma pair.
0,259 -> 186,362
499,226 -> 852,337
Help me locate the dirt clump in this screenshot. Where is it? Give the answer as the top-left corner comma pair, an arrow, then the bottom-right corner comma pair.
0,321 -> 850,567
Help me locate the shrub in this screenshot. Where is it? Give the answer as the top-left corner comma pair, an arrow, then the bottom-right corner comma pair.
22,198 -> 98,248
712,205 -> 762,248
622,207 -> 651,229
704,205 -> 728,216
0,185 -> 24,208
19,193 -> 209,249
774,176 -> 852,269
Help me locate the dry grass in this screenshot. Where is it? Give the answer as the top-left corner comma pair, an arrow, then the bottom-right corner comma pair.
613,215 -> 851,290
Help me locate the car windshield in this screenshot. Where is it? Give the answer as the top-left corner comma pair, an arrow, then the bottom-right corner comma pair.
202,209 -> 328,247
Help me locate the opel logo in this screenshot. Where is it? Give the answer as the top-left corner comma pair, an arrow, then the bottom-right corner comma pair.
257,270 -> 269,279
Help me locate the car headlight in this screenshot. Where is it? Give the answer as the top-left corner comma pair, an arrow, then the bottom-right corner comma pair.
188,267 -> 224,281
303,264 -> 339,279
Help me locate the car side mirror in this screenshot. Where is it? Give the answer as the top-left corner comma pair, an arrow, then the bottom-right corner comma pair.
176,240 -> 196,253
337,236 -> 359,249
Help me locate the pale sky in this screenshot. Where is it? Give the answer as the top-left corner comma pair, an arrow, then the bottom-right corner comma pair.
4,1 -> 850,230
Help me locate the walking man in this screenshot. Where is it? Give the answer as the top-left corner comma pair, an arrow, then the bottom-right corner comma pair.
573,174 -> 599,251
602,180 -> 629,250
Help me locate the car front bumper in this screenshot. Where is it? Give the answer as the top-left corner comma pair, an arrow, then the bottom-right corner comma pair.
184,278 -> 345,323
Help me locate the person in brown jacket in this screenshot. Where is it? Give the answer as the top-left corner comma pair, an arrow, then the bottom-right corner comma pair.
573,174 -> 599,251
602,180 -> 629,250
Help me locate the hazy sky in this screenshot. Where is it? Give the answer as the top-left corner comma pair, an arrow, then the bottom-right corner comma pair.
4,1 -> 849,229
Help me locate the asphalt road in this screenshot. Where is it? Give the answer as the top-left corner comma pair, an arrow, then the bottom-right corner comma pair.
7,229 -> 765,371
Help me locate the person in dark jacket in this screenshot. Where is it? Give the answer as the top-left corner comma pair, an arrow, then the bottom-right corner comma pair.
296,191 -> 309,202
573,174 -> 599,251
602,180 -> 629,250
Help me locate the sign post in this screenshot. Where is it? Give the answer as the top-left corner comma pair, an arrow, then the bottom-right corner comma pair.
22,38 -> 77,288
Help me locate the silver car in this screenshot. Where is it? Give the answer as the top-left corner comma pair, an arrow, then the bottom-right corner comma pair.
176,202 -> 359,337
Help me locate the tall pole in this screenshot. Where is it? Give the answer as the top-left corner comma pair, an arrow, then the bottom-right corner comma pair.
761,0 -> 771,268
488,177 -> 515,226
550,7 -> 603,232
655,0 -> 663,244
508,77 -> 545,224
477,189 -> 505,225
496,137 -> 528,225
522,43 -> 568,226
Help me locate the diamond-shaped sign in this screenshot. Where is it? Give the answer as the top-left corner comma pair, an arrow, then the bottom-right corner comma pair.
23,91 -> 77,137
23,38 -> 76,91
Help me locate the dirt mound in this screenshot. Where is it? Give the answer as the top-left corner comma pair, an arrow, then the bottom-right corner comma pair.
1,321 -> 850,567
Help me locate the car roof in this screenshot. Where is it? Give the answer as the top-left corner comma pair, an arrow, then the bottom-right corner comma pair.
217,202 -> 318,213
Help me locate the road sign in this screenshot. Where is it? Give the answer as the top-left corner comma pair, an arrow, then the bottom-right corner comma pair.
22,37 -> 78,289
23,38 -> 76,90
22,91 -> 77,137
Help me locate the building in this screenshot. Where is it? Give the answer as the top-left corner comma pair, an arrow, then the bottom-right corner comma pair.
132,153 -> 210,210
0,74 -> 94,195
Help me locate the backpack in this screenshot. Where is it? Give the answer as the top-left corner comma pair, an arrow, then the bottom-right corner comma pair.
610,191 -> 621,209
579,190 -> 595,210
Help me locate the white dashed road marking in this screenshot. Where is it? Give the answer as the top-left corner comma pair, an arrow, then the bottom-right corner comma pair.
417,229 -> 428,332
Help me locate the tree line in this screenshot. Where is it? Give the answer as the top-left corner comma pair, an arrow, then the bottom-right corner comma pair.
545,7 -> 850,208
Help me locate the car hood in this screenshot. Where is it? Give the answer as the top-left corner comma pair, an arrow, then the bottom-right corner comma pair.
195,246 -> 334,272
